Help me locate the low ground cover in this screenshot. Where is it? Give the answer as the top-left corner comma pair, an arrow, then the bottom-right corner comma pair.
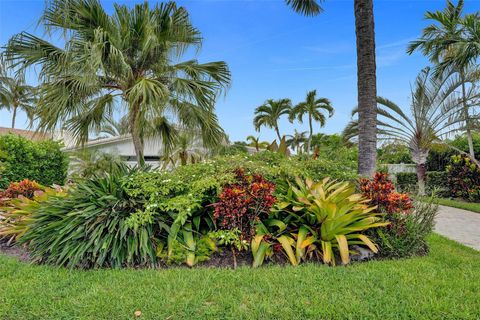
0,234 -> 478,320
433,198 -> 480,214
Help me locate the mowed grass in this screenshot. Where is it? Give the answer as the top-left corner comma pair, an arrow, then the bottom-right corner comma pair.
0,234 -> 479,320
435,198 -> 480,214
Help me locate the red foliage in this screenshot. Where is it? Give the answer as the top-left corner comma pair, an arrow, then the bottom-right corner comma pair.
359,172 -> 413,214
212,169 -> 276,241
0,179 -> 44,204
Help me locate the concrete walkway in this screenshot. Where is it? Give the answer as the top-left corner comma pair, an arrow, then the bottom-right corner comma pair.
435,205 -> 480,251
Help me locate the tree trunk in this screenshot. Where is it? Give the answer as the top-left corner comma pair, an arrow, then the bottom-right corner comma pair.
275,126 -> 282,142
307,114 -> 313,154
354,0 -> 377,177
129,103 -> 145,166
460,70 -> 475,159
11,104 -> 17,129
416,162 -> 427,196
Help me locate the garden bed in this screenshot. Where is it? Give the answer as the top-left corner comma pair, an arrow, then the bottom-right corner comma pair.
0,234 -> 478,319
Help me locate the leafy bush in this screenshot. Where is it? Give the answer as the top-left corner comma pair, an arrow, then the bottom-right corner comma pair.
360,172 -> 413,214
0,179 -> 45,205
374,199 -> 438,258
68,149 -> 128,180
0,134 -> 68,189
378,143 -> 413,164
447,155 -> 480,202
19,168 -> 156,268
426,171 -> 449,197
426,143 -> 455,172
395,172 -> 417,193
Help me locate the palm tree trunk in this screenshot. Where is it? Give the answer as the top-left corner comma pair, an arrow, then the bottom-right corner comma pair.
275,126 -> 282,142
354,0 -> 377,177
11,105 -> 17,129
416,162 -> 427,196
307,114 -> 313,154
129,103 -> 145,166
460,70 -> 475,159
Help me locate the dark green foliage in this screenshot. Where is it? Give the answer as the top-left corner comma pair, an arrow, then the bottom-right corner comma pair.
447,154 -> 480,202
19,168 -> 156,268
395,171 -> 449,196
374,199 -> 438,258
0,134 -> 68,188
426,143 -> 455,171
217,142 -> 249,156
378,143 -> 413,164
395,172 -> 418,193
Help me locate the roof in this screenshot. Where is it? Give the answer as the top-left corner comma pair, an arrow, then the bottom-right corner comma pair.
62,134 -> 133,151
0,127 -> 51,141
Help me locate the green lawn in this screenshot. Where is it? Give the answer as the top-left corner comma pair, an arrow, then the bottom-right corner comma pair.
1,234 -> 479,320
434,198 -> 480,213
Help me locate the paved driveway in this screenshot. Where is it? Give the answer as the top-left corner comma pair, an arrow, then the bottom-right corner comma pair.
435,205 -> 480,251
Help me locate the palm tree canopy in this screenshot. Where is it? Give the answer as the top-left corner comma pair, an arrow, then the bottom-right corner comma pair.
289,90 -> 334,126
5,0 -> 230,154
253,98 -> 292,131
285,0 -> 324,16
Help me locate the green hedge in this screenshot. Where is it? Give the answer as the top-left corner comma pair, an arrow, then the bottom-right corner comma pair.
396,171 -> 449,196
0,134 -> 69,189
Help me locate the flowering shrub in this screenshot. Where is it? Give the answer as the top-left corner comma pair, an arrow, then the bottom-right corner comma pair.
212,169 -> 276,242
0,179 -> 44,204
447,155 -> 480,202
359,172 -> 413,214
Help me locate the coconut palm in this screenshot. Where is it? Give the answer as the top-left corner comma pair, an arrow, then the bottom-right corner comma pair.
343,68 -> 468,195
160,131 -> 206,168
253,99 -> 292,141
289,90 -> 333,153
246,135 -> 269,152
407,0 -> 480,159
287,0 -> 378,176
0,56 -> 36,128
5,0 -> 230,166
286,130 -> 308,154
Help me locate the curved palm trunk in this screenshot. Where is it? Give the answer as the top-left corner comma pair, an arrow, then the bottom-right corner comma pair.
354,0 -> 377,177
129,103 -> 145,166
307,115 -> 313,154
11,104 -> 17,129
460,70 -> 475,160
274,125 -> 282,142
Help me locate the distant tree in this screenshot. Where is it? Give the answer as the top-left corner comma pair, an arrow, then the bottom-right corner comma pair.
253,99 -> 292,141
286,130 -> 308,154
246,135 -> 269,151
289,90 -> 333,153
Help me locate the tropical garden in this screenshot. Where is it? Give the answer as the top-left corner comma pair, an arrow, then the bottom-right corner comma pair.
0,0 -> 479,319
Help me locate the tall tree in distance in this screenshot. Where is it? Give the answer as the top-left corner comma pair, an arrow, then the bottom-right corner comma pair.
0,56 -> 36,128
407,0 -> 479,159
6,0 -> 230,166
246,135 -> 269,151
287,0 -> 378,175
289,90 -> 333,153
253,98 -> 292,141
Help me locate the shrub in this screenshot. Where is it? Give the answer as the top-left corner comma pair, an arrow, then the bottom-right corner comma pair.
447,155 -> 480,201
0,179 -> 45,204
19,168 -> 156,268
0,134 -> 68,188
396,172 -> 418,193
426,171 -> 449,197
360,172 -> 413,214
378,143 -> 413,164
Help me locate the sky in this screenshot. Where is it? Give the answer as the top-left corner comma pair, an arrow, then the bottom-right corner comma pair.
0,0 -> 478,142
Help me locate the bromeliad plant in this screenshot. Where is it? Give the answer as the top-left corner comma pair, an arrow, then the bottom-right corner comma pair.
255,177 -> 388,266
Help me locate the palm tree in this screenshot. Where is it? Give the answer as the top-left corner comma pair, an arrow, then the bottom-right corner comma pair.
0,56 -> 35,128
287,0 -> 378,176
407,0 -> 480,159
286,130 -> 308,154
98,115 -> 130,137
253,99 -> 292,141
289,90 -> 333,153
161,131 -> 206,168
5,1 -> 230,166
343,68 -> 467,195
246,135 -> 269,151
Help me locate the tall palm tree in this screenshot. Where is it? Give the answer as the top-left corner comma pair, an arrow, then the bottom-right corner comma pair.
343,68 -> 467,195
286,130 -> 308,154
246,135 -> 269,151
0,56 -> 35,128
253,98 -> 292,141
5,0 -> 230,166
287,0 -> 378,176
407,0 -> 480,159
289,90 -> 333,153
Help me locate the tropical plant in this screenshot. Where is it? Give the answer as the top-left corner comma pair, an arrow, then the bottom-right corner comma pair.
344,67 -> 466,195
408,0 -> 480,159
0,55 -> 36,128
253,99 -> 292,141
68,149 -> 128,180
161,131 -> 207,168
6,0 -> 231,166
285,130 -> 308,154
246,135 -> 269,152
285,0 -> 323,16
0,179 -> 44,204
254,177 -> 388,266
97,115 -> 130,137
289,90 -> 333,153
19,167 -> 155,268
447,154 -> 480,201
